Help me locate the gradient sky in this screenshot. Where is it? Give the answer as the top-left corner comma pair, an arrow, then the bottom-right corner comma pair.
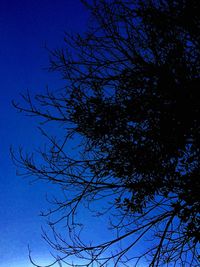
0,1 -> 89,266
0,1 -> 196,266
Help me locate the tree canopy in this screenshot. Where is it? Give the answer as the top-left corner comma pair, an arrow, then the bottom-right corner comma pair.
13,0 -> 200,266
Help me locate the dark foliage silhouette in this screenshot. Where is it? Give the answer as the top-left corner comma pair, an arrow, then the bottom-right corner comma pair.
13,0 -> 200,266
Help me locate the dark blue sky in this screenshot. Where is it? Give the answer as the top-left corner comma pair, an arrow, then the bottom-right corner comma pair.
0,1 -> 88,266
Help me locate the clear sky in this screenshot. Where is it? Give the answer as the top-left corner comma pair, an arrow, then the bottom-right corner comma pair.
0,1 -> 197,266
0,1 -> 88,266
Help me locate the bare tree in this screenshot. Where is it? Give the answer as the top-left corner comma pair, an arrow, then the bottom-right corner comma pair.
12,0 -> 200,266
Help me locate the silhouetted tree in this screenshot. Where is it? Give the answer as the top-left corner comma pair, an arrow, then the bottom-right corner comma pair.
13,0 -> 200,266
